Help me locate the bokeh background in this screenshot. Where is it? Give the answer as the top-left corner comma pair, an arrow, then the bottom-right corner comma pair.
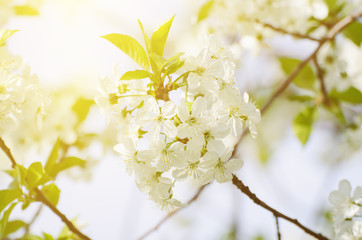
0,0 -> 361,239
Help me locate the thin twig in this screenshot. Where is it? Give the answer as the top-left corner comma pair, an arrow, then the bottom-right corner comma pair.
34,188 -> 91,240
0,137 -> 17,168
232,175 -> 329,240
253,19 -> 320,42
313,57 -> 331,107
137,184 -> 208,240
0,137 -> 91,240
275,215 -> 281,240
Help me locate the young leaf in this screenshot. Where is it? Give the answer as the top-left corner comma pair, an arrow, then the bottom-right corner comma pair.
0,203 -> 17,237
13,5 -> 39,16
44,140 -> 60,176
54,156 -> 86,175
293,106 -> 318,145
343,21 -> 362,46
279,57 -> 316,90
330,87 -> 362,104
72,97 -> 94,124
120,70 -> 152,80
0,30 -> 18,47
26,162 -> 46,189
2,220 -> 26,237
151,15 -> 175,57
0,189 -> 21,213
43,233 -> 55,240
102,34 -> 150,71
197,0 -> 215,23
41,184 -> 60,207
138,20 -> 151,52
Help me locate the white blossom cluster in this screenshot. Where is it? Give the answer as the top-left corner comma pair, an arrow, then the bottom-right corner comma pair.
97,36 -> 261,210
0,31 -> 45,135
329,180 -> 362,240
198,0 -> 329,45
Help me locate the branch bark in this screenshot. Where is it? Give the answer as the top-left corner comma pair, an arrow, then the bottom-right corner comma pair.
232,175 -> 329,240
0,137 -> 91,240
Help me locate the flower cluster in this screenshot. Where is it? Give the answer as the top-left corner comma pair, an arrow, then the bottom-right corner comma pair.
329,180 -> 362,240
0,30 -> 45,135
98,32 -> 260,210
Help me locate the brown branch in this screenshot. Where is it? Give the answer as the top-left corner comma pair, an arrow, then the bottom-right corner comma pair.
137,184 -> 208,240
0,137 -> 91,240
275,215 -> 281,240
0,137 -> 17,168
232,175 -> 329,240
34,188 -> 91,240
253,19 -> 320,42
313,57 -> 331,107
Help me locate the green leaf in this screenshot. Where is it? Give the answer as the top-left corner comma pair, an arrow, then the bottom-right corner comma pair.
71,97 -> 94,124
161,53 -> 185,75
0,29 -> 18,47
293,106 -> 318,145
102,33 -> 150,71
151,15 -> 175,57
138,20 -> 151,52
0,189 -> 21,213
343,21 -> 362,46
120,70 -> 152,80
0,203 -> 17,237
44,140 -> 60,176
3,220 -> 26,236
55,157 -> 86,174
197,0 -> 215,23
43,233 -> 55,240
330,87 -> 362,104
279,57 -> 316,90
26,162 -> 46,189
41,184 -> 60,207
13,5 -> 39,16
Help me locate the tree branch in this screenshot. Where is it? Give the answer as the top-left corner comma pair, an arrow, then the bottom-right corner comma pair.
252,19 -> 320,42
275,215 -> 281,240
137,184 -> 208,240
313,57 -> 331,107
0,137 -> 91,240
232,175 -> 329,240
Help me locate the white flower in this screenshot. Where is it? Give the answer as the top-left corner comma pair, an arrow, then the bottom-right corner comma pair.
147,140 -> 184,172
136,96 -> 177,141
201,147 -> 243,183
329,180 -> 362,224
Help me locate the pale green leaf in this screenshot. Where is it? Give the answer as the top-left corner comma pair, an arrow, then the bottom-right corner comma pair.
330,87 -> 362,104
43,233 -> 55,240
0,30 -> 18,47
13,5 -> 39,16
279,57 -> 316,90
44,140 -> 60,176
120,70 -> 152,80
3,220 -> 26,236
138,20 -> 151,52
151,15 -> 175,56
102,33 -> 150,71
41,184 -> 60,207
72,97 -> 94,124
197,0 -> 215,22
343,22 -> 362,47
293,106 -> 318,145
0,189 -> 21,213
26,162 -> 45,189
55,157 -> 86,175
0,203 -> 17,237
